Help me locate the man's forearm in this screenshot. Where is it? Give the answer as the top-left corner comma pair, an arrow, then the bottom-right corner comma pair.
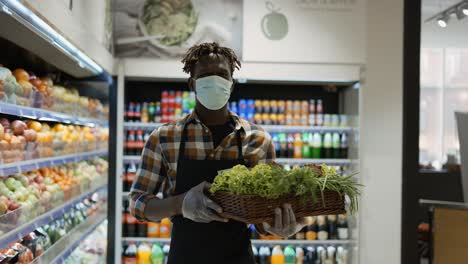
143,193 -> 186,222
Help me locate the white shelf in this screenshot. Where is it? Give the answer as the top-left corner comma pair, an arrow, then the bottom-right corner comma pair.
0,149 -> 108,177
0,102 -> 108,127
31,209 -> 108,264
123,156 -> 352,166
0,183 -> 108,250
275,158 -> 352,165
123,122 -> 353,134
123,155 -> 141,162
121,237 -> 354,246
124,122 -> 162,129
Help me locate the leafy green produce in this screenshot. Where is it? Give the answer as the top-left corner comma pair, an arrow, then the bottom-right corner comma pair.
210,164 -> 361,214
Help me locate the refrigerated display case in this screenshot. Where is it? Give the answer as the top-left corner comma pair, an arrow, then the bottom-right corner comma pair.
0,1 -> 112,263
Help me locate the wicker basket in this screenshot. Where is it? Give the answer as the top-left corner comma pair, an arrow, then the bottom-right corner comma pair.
210,190 -> 346,224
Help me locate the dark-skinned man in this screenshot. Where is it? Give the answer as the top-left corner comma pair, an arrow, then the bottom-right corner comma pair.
129,42 -> 306,264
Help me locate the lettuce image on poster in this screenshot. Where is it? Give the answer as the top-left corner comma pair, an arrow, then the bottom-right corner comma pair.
261,1 -> 288,40
140,0 -> 199,47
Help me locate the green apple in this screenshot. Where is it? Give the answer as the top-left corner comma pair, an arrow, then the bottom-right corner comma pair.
5,177 -> 19,191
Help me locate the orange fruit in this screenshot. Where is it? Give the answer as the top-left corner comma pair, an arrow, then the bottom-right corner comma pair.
12,69 -> 30,82
27,121 -> 42,132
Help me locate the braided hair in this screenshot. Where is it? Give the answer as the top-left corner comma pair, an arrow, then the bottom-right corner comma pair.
181,42 -> 241,76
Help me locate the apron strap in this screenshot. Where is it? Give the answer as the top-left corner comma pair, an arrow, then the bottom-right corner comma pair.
178,119 -> 245,162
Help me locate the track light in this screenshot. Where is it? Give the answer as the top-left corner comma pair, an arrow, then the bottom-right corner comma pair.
437,15 -> 449,27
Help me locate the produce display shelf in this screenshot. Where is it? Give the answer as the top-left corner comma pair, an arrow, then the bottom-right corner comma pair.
275,158 -> 352,165
122,237 -> 354,246
123,156 -> 351,166
31,208 -> 108,264
0,149 -> 108,177
0,183 -> 107,250
123,122 -> 353,133
0,102 -> 108,127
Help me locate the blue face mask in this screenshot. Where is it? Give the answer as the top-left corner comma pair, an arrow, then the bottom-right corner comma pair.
195,75 -> 233,110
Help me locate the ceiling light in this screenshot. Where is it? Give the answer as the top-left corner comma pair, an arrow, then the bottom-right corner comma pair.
437,15 -> 449,27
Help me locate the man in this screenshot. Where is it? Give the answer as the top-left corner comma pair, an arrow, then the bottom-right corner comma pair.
129,42 -> 305,264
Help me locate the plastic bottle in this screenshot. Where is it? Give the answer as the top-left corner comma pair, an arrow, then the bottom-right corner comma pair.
136,130 -> 145,155
279,133 -> 287,158
141,103 -> 149,123
287,134 -> 295,158
126,204 -> 137,237
159,218 -> 171,238
126,162 -> 137,192
322,133 -> 332,159
311,133 -> 322,159
137,219 -> 147,238
302,133 -> 311,158
332,133 -> 341,159
308,99 -> 316,126
295,247 -> 304,264
127,102 -> 135,122
147,221 -> 160,238
317,216 -> 329,241
328,215 -> 338,240
340,133 -> 348,159
137,243 -> 151,264
259,246 -> 271,264
316,100 -> 323,126
327,246 -> 336,264
122,200 -> 128,237
284,246 -> 295,264
134,103 -> 142,122
155,102 -> 161,123
123,242 -> 137,264
148,102 -> 156,122
305,247 -> 316,264
252,245 -> 260,264
150,244 -> 164,264
162,244 -> 170,264
271,245 -> 285,264
306,217 -> 318,240
337,214 -> 349,240
293,133 -> 303,159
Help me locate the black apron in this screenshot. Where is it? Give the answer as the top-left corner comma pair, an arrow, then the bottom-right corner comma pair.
168,122 -> 255,264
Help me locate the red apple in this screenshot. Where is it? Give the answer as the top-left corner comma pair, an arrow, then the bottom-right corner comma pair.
0,118 -> 9,130
34,175 -> 44,184
8,201 -> 20,211
39,183 -> 47,192
23,129 -> 36,142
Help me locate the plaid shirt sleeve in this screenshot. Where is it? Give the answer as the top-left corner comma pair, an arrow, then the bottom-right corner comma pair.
129,128 -> 167,221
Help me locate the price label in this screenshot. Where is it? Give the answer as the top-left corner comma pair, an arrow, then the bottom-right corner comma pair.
38,161 -> 51,168
53,159 -> 63,166
20,163 -> 37,173
2,166 -> 19,175
65,157 -> 75,163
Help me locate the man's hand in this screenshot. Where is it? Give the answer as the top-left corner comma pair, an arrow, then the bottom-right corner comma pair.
182,181 -> 228,223
262,203 -> 307,238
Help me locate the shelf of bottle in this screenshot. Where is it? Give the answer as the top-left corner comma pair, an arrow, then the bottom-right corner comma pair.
0,182 -> 108,250
31,208 -> 108,264
0,149 -> 108,177
121,237 -> 354,246
123,156 -> 352,166
123,122 -> 354,133
0,102 -> 108,127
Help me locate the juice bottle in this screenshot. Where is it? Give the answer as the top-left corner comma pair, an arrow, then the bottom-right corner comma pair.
284,246 -> 295,264
141,102 -> 149,123
287,134 -> 294,158
160,218 -> 171,238
271,245 -> 285,264
270,100 -> 278,113
262,100 -> 270,113
279,133 -> 287,158
147,221 -> 160,238
306,217 -> 318,240
123,242 -> 137,264
150,244 -> 164,264
255,100 -> 263,113
137,243 -> 151,264
278,100 -> 286,114
301,100 -> 309,115
135,103 -> 142,122
293,133 -> 302,159
340,133 -> 348,159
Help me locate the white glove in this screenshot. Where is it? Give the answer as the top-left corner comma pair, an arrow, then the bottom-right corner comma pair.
262,204 -> 307,238
182,181 -> 228,223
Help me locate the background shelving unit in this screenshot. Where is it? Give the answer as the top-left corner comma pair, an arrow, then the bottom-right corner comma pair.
0,1 -> 112,262
115,73 -> 360,262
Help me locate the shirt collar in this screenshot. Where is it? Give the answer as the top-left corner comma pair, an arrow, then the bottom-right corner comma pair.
185,110 -> 246,132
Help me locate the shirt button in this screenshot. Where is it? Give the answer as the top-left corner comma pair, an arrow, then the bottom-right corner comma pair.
205,129 -> 209,133
210,153 -> 214,158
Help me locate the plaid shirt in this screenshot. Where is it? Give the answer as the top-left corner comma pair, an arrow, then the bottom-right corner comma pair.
129,111 -> 275,221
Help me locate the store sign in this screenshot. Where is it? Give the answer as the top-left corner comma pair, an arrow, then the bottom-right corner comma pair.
243,0 -> 366,64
